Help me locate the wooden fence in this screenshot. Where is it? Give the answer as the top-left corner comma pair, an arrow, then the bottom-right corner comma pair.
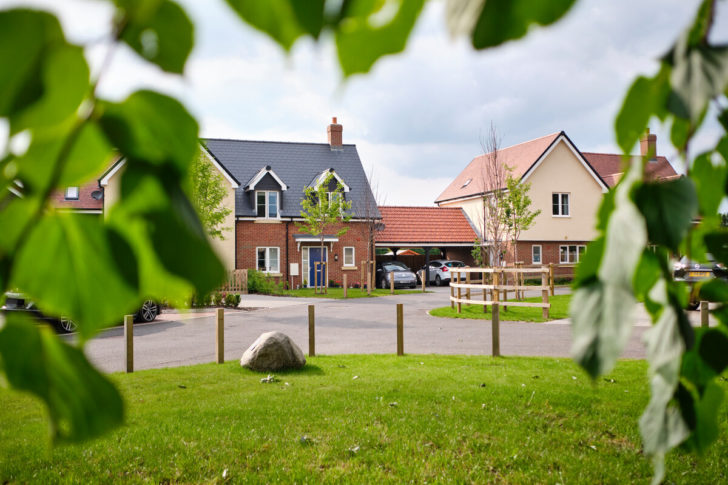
449,266 -> 551,356
219,269 -> 248,293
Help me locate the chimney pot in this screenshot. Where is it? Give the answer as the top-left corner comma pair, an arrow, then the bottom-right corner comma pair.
640,129 -> 657,161
327,117 -> 343,148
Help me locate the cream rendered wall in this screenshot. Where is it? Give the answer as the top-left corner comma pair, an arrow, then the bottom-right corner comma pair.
437,196 -> 485,238
102,165 -> 123,213
520,140 -> 604,242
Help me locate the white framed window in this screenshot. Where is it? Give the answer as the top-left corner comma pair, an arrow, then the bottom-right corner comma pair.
559,245 -> 586,264
343,247 -> 355,267
552,193 -> 569,216
257,247 -> 280,273
256,190 -> 279,218
65,186 -> 79,200
532,245 -> 542,264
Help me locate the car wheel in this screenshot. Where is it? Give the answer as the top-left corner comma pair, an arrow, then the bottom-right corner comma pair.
58,317 -> 77,333
136,300 -> 159,322
435,275 -> 442,287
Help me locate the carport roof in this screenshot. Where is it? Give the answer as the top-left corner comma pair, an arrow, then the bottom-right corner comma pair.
376,206 -> 478,247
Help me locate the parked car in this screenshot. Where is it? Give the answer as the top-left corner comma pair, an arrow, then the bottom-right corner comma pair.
1,292 -> 159,333
673,255 -> 728,310
376,261 -> 418,289
420,260 -> 466,286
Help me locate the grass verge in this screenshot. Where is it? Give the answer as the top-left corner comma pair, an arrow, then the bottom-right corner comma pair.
274,287 -> 423,299
430,294 -> 571,322
1,355 -> 726,483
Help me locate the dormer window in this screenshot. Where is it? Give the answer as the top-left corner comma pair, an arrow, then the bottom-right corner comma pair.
256,190 -> 279,218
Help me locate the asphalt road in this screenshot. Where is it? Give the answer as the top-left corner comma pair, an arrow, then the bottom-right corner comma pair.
73,286 -> 713,373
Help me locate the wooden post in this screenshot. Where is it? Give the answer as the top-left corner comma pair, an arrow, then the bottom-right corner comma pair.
492,271 -> 500,357
515,262 -> 522,300
124,314 -> 133,373
390,270 -> 395,294
465,271 -> 471,305
343,273 -> 348,298
421,270 -> 426,292
701,301 -> 709,328
483,270 -> 488,313
308,305 -> 315,357
396,303 -> 404,356
456,270 -> 462,314
450,270 -> 455,309
216,308 -> 224,364
361,261 -> 365,292
542,268 -> 550,319
549,263 -> 555,296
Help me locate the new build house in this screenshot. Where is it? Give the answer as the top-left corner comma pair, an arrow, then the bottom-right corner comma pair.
62,118 -> 379,289
435,131 -> 677,269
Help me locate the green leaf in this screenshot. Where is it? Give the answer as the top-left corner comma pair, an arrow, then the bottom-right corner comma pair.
573,237 -> 603,286
115,0 -> 194,74
9,43 -> 89,134
0,9 -> 64,121
698,328 -> 728,375
571,158 -> 647,377
10,213 -> 140,340
225,0 -> 325,51
98,90 -> 199,174
615,70 -> 670,154
633,177 -> 698,252
704,230 -> 728,266
699,278 -> 728,302
335,0 -> 425,77
633,249 -> 663,303
458,0 -> 577,50
116,163 -> 225,297
0,314 -> 124,442
691,153 -> 726,217
667,34 -> 728,122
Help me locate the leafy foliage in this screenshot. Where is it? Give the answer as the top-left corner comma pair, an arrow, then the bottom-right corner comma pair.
502,173 -> 541,264
187,151 -> 232,240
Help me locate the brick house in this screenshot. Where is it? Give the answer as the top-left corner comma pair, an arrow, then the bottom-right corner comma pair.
435,131 -> 677,273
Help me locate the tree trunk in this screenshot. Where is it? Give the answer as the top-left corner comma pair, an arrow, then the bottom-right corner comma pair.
320,235 -> 326,294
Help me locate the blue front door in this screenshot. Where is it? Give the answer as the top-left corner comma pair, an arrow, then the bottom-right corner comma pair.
309,247 -> 327,287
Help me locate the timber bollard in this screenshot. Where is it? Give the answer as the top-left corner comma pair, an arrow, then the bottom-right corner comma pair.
465,271 -> 471,305
421,270 -> 426,292
541,269 -> 550,319
390,271 -> 395,294
396,303 -> 404,356
492,271 -> 500,357
308,305 -> 315,357
701,301 -> 709,328
343,274 -> 348,298
549,263 -> 555,296
124,314 -> 133,373
216,308 -> 224,364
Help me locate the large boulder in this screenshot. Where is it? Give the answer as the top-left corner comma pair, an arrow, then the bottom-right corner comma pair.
240,331 -> 306,371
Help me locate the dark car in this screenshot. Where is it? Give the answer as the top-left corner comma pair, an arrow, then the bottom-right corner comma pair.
421,259 -> 466,286
376,261 -> 418,289
1,292 -> 159,333
673,255 -> 728,310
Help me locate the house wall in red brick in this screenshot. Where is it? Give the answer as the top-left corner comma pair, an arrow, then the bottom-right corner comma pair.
50,180 -> 103,210
236,220 -> 370,288
510,240 -> 590,277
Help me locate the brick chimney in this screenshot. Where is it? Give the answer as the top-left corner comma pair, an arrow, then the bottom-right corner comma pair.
327,117 -> 342,148
640,129 -> 657,161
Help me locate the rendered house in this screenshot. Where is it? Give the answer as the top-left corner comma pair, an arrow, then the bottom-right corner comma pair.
435,131 -> 677,269
87,119 -> 379,288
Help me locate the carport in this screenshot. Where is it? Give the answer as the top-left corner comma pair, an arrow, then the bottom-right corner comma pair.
375,206 -> 479,286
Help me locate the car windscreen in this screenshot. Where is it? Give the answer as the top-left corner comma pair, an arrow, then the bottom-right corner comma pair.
445,261 -> 464,267
383,263 -> 410,272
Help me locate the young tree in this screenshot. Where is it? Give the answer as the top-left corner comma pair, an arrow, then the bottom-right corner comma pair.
296,173 -> 352,294
502,173 -> 541,265
479,123 -> 509,267
188,151 -> 232,240
356,166 -> 385,294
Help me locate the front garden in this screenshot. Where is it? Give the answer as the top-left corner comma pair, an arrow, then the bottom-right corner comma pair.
430,294 -> 571,322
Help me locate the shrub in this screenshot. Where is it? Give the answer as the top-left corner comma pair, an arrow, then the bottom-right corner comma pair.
224,293 -> 238,307
248,269 -> 277,294
213,292 -> 224,306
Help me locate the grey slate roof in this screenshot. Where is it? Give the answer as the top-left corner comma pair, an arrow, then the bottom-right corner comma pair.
203,139 -> 381,219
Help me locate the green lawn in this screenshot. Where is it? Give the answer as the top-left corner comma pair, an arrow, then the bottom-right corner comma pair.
1,355 -> 726,483
430,293 -> 571,322
274,287 -> 424,299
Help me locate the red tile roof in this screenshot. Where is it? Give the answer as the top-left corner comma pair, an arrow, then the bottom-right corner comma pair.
581,153 -> 677,188
376,206 -> 477,244
435,132 -> 561,203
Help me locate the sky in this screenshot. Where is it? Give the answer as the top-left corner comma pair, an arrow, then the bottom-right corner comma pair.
2,0 -> 727,205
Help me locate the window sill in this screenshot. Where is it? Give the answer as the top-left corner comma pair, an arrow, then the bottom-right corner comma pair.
342,266 -> 358,271
254,219 -> 282,223
552,215 -> 571,218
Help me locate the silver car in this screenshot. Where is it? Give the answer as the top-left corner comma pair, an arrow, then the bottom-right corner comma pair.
421,260 -> 466,286
376,261 -> 418,289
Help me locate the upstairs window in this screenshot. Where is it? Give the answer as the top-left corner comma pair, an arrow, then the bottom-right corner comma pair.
256,190 -> 279,218
65,186 -> 79,200
552,193 -> 569,216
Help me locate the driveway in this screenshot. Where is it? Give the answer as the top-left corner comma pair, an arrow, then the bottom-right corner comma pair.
77,286 -> 714,373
